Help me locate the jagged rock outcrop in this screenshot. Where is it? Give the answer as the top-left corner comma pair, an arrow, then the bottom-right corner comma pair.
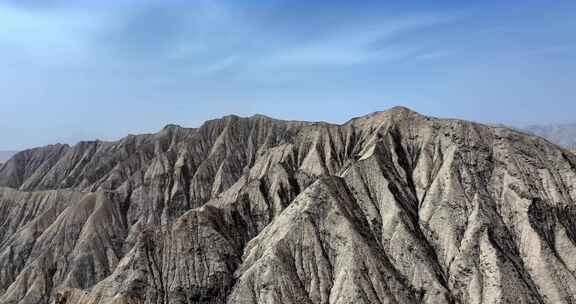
1,107 -> 576,304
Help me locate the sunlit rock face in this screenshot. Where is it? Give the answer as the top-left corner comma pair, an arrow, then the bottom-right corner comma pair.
1,107 -> 576,304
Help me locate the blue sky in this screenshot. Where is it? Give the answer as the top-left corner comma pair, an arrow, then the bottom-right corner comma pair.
1,0 -> 575,150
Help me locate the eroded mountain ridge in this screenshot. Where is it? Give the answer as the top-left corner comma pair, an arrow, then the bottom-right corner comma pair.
1,107 -> 576,304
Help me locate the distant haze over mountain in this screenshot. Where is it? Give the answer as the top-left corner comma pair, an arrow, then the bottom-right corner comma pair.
0,151 -> 17,163
522,124 -> 576,149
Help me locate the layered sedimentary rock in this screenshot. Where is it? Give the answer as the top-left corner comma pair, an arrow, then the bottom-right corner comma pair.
1,107 -> 576,304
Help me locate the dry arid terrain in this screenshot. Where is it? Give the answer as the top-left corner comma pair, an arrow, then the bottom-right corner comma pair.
1,107 -> 576,304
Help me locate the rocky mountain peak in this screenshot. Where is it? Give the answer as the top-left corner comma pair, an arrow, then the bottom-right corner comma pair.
162,123 -> 183,130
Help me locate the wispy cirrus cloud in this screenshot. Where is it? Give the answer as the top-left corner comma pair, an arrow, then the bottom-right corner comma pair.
257,14 -> 454,66
0,0 -> 456,73
526,44 -> 576,55
413,50 -> 455,61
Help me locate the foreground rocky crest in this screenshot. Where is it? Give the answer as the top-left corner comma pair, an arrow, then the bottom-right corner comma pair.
1,107 -> 576,304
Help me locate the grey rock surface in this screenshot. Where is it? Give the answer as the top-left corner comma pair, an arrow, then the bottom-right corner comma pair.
1,107 -> 576,304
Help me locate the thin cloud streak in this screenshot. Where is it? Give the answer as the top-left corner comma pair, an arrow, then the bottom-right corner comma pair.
413,50 -> 455,61
527,44 -> 576,55
0,1 -> 457,74
259,15 -> 455,66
